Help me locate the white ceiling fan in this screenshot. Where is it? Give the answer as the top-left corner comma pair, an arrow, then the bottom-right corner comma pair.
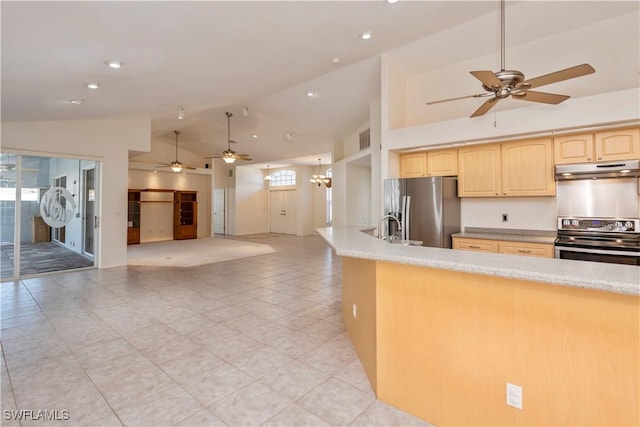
426,0 -> 595,118
205,112 -> 252,164
155,130 -> 196,172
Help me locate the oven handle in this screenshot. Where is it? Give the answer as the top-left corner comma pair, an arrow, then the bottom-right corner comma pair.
555,245 -> 640,257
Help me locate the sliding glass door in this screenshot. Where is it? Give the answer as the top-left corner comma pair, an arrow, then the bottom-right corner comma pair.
0,152 -> 100,279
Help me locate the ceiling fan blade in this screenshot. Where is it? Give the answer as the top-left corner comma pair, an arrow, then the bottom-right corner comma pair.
236,154 -> 252,161
470,70 -> 503,89
521,64 -> 595,90
427,92 -> 493,105
183,166 -> 197,170
470,97 -> 499,118
512,90 -> 570,104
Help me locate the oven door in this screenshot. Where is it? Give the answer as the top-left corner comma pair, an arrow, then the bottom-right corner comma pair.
555,245 -> 640,266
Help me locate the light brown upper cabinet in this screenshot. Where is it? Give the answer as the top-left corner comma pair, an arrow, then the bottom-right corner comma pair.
459,138 -> 554,197
554,127 -> 640,164
501,138 -> 555,196
399,152 -> 427,178
427,149 -> 458,176
458,144 -> 502,196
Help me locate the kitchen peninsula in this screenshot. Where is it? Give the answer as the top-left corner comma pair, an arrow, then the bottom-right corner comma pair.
317,226 -> 639,426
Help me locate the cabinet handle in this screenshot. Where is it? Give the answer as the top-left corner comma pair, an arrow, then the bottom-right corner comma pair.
597,156 -> 602,160
587,157 -> 592,161
517,249 -> 531,253
469,245 -> 481,249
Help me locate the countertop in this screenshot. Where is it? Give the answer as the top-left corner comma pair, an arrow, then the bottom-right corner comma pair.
452,227 -> 557,244
316,226 -> 639,296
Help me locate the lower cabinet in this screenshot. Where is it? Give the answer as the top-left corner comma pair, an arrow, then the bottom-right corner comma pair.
453,237 -> 553,258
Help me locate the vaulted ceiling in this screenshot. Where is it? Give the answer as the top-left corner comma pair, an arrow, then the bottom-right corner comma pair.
2,1 -> 638,167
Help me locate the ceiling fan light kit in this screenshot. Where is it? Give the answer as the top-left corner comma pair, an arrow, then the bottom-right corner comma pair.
205,112 -> 252,164
426,0 -> 595,118
156,130 -> 197,172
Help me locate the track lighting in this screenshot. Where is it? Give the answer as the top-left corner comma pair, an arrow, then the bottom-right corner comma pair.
177,105 -> 185,120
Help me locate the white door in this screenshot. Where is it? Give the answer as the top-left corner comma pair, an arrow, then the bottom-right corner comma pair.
270,189 -> 297,234
213,188 -> 225,235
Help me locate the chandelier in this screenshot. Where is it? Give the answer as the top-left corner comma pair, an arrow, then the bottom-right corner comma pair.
310,158 -> 331,188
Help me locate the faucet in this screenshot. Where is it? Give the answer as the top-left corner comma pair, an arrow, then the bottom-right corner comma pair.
377,215 -> 402,240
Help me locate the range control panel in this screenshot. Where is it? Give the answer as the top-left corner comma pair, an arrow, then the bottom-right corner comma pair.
558,217 -> 639,233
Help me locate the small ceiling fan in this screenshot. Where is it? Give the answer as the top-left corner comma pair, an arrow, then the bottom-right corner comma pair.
205,112 -> 252,164
156,130 -> 196,172
426,0 -> 595,118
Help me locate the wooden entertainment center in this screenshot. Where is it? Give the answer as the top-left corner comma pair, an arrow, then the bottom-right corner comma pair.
127,189 -> 198,244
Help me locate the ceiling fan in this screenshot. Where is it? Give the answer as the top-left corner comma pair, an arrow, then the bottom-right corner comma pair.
156,130 -> 196,172
426,0 -> 595,118
205,112 -> 252,164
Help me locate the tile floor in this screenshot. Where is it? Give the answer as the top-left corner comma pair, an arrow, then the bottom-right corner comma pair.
1,234 -> 431,427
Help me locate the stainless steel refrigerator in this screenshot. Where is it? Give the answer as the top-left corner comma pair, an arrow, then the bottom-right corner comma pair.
383,177 -> 460,248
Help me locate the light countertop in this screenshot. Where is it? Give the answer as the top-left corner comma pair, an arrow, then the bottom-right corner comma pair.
316,226 -> 639,296
452,227 -> 557,245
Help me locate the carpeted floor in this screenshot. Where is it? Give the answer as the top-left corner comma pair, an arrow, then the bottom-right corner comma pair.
127,237 -> 275,267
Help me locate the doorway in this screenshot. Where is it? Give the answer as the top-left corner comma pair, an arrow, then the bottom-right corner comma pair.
213,188 -> 226,235
269,189 -> 297,234
0,153 -> 98,279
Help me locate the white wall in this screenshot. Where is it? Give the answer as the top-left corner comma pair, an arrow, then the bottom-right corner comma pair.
233,166 -> 268,235
2,119 -> 150,268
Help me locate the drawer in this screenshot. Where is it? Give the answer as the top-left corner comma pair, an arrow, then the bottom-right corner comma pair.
498,242 -> 553,258
453,238 -> 498,253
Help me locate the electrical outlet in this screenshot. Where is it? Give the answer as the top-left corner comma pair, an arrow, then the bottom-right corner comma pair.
506,382 -> 522,409
502,213 -> 509,222
352,303 -> 357,319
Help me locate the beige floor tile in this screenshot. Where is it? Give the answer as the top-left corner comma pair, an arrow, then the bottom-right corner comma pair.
210,382 -> 290,426
297,378 -> 376,426
349,400 -> 433,426
113,384 -> 203,427
259,360 -> 331,401
262,403 -> 331,427
0,235 -> 434,427
158,348 -> 225,383
228,345 -> 293,379
180,362 -> 254,406
176,408 -> 226,426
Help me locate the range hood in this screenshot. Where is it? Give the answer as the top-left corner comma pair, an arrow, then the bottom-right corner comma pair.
555,160 -> 640,181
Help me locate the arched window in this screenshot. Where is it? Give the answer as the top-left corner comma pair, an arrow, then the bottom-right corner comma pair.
269,169 -> 296,187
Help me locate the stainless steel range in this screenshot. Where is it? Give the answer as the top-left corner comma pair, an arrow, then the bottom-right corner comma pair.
555,217 -> 640,266
554,160 -> 640,265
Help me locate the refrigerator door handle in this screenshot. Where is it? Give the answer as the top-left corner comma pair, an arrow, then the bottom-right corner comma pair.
403,196 -> 411,241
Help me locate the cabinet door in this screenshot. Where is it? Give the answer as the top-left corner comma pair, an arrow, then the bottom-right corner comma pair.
400,152 -> 427,178
498,241 -> 553,258
458,144 -> 501,197
452,238 -> 498,253
427,149 -> 458,176
595,128 -> 640,161
502,138 -> 555,196
554,133 -> 594,164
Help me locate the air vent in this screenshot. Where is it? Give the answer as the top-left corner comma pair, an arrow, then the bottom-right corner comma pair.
359,129 -> 370,151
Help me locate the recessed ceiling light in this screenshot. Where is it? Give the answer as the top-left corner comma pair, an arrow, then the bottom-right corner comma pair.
306,90 -> 316,97
332,57 -> 340,64
387,0 -> 399,3
86,83 -> 100,89
360,32 -> 372,40
104,60 -> 123,69
252,134 -> 258,139
69,99 -> 84,105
